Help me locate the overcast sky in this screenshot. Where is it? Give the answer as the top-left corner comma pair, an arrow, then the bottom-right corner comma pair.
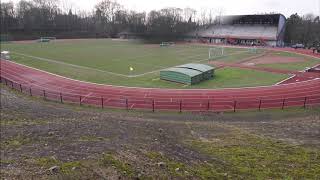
2,0 -> 319,17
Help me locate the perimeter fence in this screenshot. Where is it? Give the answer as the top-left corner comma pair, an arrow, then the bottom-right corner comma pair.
1,77 -> 320,113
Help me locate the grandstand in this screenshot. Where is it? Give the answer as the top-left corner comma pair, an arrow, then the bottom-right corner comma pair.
187,14 -> 286,47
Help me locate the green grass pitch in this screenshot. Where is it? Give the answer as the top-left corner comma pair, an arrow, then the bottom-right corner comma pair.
2,39 -> 291,89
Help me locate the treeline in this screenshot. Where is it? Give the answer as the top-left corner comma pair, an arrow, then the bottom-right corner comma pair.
1,0 -> 319,45
285,13 -> 320,47
0,0 -> 200,41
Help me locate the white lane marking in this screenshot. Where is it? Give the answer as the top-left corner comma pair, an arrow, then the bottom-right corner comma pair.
81,92 -> 94,102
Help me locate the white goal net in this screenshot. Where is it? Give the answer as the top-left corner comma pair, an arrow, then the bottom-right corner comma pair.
248,46 -> 258,54
208,47 -> 224,60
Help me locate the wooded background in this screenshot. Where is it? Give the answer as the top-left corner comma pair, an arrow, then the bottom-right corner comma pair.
1,0 -> 319,45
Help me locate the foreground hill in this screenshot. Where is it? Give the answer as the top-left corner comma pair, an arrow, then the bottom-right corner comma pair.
1,86 -> 319,179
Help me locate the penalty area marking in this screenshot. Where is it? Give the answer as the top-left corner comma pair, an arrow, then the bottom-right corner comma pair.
275,74 -> 296,85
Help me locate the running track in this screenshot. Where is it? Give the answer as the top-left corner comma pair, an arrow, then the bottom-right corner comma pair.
1,49 -> 320,112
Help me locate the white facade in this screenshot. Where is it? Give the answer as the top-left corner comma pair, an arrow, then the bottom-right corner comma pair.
187,14 -> 286,47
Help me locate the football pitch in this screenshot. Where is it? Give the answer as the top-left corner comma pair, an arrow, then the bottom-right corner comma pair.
2,39 -> 289,88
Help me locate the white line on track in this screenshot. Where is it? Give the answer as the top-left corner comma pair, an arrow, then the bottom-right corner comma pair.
81,92 -> 94,102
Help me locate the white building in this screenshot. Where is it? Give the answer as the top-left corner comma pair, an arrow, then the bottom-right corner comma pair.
187,14 -> 286,47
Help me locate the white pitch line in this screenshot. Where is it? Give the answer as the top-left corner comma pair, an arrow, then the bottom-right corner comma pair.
12,51 -> 201,78
275,74 -> 296,85
12,52 -> 130,78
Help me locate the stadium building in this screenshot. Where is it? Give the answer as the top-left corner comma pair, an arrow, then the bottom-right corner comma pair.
187,14 -> 286,47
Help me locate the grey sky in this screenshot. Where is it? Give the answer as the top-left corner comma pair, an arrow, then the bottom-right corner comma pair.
2,0 -> 319,17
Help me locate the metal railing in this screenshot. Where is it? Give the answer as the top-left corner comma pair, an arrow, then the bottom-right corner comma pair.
1,77 -> 320,113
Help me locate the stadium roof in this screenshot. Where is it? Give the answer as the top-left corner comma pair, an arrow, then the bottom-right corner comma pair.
220,14 -> 285,25
186,13 -> 286,41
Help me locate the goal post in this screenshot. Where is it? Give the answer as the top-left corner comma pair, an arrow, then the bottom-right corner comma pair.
160,42 -> 175,47
40,37 -> 56,40
208,47 -> 224,61
247,46 -> 258,54
38,37 -> 56,43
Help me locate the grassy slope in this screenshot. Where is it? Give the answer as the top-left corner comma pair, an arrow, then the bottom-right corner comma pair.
1,86 -> 320,179
187,133 -> 320,179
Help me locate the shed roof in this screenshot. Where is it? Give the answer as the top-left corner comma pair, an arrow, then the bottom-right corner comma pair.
1,51 -> 9,54
162,67 -> 202,77
176,63 -> 214,72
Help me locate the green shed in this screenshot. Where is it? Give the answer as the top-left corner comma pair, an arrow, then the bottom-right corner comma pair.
160,67 -> 203,85
176,63 -> 215,80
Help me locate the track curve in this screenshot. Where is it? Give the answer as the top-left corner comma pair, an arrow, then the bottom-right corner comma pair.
1,49 -> 320,112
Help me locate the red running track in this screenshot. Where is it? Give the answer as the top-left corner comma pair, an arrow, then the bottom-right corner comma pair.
273,48 -> 320,58
1,60 -> 320,112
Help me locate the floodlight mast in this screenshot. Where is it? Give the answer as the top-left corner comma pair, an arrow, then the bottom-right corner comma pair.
318,0 -> 320,16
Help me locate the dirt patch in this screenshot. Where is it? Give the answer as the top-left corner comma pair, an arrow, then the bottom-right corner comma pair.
12,40 -> 36,44
242,55 -> 306,66
1,86 -> 320,179
111,38 -> 130,41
